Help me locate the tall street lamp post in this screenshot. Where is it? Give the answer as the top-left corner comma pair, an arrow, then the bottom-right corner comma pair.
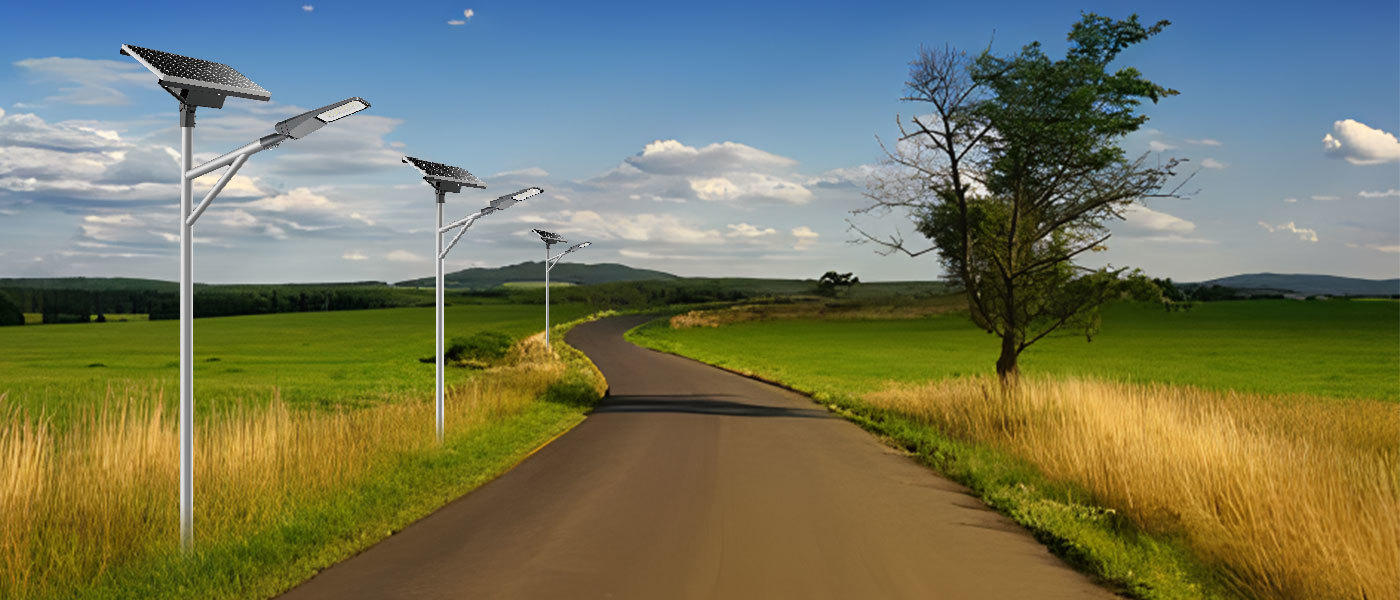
402,156 -> 541,442
121,44 -> 370,550
531,229 -> 590,347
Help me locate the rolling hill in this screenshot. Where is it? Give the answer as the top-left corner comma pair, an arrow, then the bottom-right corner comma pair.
1197,273 -> 1399,297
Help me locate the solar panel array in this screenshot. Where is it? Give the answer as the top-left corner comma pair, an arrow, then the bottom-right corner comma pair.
121,44 -> 270,100
403,156 -> 486,188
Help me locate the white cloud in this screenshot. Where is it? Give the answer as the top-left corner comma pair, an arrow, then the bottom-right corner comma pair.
342,250 -> 368,261
1258,220 -> 1318,242
726,223 -> 777,238
302,4 -> 313,11
1359,189 -> 1400,198
464,8 -> 475,18
83,213 -> 137,225
1186,138 -> 1222,146
1200,158 -> 1226,169
13,57 -> 149,106
1120,205 -> 1195,235
1310,195 -> 1340,202
1322,119 -> 1400,165
242,188 -> 336,212
448,20 -> 466,25
350,212 -> 375,226
791,226 -> 819,250
1115,205 -> 1214,244
688,173 -> 812,204
386,250 -> 424,262
626,139 -> 797,175
492,167 -> 550,179
1148,140 -> 1174,152
1283,197 -> 1298,203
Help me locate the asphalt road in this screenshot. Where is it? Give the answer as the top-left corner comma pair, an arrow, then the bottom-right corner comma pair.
280,315 -> 1114,599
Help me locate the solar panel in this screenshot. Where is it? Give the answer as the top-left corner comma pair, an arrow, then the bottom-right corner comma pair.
120,44 -> 270,102
533,228 -> 568,244
403,156 -> 487,190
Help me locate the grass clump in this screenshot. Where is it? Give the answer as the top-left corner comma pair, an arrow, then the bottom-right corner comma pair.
863,377 -> 1399,599
0,331 -> 606,599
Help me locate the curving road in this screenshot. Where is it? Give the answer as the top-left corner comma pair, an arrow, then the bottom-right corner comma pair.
280,315 -> 1114,599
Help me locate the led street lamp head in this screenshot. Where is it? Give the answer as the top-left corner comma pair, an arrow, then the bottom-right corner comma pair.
569,242 -> 592,251
490,187 -> 542,211
120,44 -> 270,108
402,156 -> 486,194
274,97 -> 370,139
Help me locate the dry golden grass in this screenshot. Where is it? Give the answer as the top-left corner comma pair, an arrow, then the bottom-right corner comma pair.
669,297 -> 963,329
864,376 -> 1400,599
0,337 -> 579,599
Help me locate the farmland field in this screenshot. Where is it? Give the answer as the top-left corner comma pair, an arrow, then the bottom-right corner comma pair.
632,299 -> 1400,402
0,302 -> 593,422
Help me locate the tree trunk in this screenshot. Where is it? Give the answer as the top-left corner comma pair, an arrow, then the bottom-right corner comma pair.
996,332 -> 1020,381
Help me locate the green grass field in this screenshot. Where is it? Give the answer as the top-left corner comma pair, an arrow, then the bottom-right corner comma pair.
631,299 -> 1400,402
1,303 -> 593,422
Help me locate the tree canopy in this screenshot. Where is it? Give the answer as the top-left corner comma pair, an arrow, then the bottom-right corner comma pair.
853,13 -> 1183,377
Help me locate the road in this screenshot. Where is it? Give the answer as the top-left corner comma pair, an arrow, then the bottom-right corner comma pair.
280,315 -> 1114,599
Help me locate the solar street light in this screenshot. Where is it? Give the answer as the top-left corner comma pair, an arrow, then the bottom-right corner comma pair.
404,156 -> 541,443
121,43 -> 370,551
532,229 -> 592,347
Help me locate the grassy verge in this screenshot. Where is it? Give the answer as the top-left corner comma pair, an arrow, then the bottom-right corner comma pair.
628,314 -> 1400,599
2,323 -> 607,599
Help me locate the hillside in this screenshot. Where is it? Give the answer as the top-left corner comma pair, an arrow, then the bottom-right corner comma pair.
1198,273 -> 1399,297
394,261 -> 678,289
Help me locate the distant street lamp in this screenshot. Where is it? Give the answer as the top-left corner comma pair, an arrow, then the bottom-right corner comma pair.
531,229 -> 590,347
120,44 -> 370,551
403,155 -> 540,443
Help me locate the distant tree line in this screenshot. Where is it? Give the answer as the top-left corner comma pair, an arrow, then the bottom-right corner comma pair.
0,285 -> 436,325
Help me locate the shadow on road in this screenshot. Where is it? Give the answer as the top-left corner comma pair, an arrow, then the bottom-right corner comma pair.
595,393 -> 828,419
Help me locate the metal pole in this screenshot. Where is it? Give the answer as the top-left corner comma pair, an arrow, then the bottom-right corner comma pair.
544,245 -> 550,347
435,192 -> 445,443
178,105 -> 194,551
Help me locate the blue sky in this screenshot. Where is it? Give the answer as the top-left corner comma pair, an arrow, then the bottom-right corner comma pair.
0,0 -> 1396,283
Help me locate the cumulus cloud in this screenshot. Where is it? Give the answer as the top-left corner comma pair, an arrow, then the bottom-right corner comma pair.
386,250 -> 424,262
1148,140 -> 1173,152
302,4 -> 313,11
791,226 -> 819,250
1359,189 -> 1400,198
1258,220 -> 1318,242
1311,195 -> 1340,202
1186,138 -> 1222,146
726,223 -> 777,238
688,173 -> 812,204
1200,158 -> 1226,169
1115,205 -> 1214,244
582,139 -> 815,206
1322,119 -> 1400,165
524,210 -> 723,245
626,139 -> 797,175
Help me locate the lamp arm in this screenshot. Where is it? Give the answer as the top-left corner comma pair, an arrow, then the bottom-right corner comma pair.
186,153 -> 249,226
440,214 -> 483,259
186,133 -> 287,180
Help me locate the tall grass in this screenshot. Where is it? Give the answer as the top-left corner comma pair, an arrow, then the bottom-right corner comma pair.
864,377 -> 1400,599
0,334 -> 579,599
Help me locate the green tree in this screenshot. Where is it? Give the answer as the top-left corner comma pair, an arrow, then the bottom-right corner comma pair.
816,271 -> 860,297
852,13 -> 1185,378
